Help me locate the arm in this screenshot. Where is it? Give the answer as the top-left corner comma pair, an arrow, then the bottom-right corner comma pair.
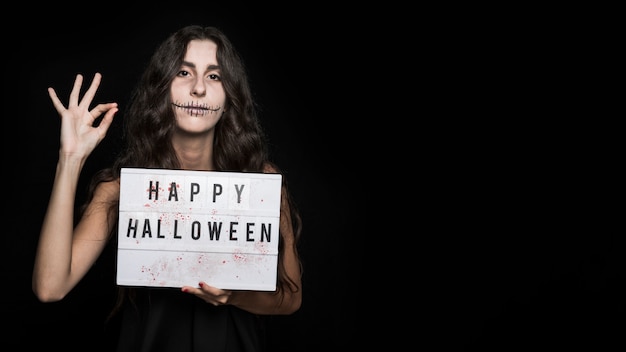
227,186 -> 302,314
183,178 -> 303,315
32,73 -> 118,302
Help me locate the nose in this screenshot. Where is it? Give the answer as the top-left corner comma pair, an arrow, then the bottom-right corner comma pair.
191,78 -> 206,97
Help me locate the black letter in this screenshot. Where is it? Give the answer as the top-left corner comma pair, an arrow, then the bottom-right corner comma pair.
229,222 -> 238,240
246,223 -> 255,242
190,183 -> 200,202
173,220 -> 181,239
126,218 -> 138,238
234,184 -> 245,203
168,182 -> 179,201
149,181 -> 159,200
260,223 -> 272,243
191,221 -> 201,240
157,219 -> 164,238
142,219 -> 152,238
207,222 -> 222,240
212,184 -> 223,202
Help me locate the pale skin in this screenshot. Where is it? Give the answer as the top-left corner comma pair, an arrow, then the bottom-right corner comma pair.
32,39 -> 301,315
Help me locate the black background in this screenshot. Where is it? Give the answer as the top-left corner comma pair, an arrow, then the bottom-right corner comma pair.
3,7 -> 625,351
4,8 -> 365,351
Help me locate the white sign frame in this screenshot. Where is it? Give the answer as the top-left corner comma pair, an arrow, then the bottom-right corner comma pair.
116,168 -> 282,291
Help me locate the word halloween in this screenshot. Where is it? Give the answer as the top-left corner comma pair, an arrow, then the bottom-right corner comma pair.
123,216 -> 274,243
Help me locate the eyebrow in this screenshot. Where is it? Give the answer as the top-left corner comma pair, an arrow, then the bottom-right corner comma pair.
181,61 -> 220,71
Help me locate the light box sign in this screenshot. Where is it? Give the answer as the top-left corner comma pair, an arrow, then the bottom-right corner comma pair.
116,168 -> 282,291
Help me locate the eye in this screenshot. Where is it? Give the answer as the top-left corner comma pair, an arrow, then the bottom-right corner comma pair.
177,70 -> 191,77
208,73 -> 221,81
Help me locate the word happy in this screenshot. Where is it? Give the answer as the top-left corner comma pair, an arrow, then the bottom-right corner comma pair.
147,180 -> 243,203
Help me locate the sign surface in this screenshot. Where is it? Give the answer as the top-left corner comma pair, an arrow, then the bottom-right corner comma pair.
116,168 -> 282,291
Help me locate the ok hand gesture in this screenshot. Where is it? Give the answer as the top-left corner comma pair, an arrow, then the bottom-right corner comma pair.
48,73 -> 118,159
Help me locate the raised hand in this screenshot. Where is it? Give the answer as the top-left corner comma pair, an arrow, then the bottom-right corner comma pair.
48,73 -> 118,159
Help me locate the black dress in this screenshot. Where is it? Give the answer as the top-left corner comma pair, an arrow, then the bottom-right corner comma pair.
114,288 -> 267,352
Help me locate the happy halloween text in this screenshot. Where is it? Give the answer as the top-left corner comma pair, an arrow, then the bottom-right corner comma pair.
122,179 -> 275,243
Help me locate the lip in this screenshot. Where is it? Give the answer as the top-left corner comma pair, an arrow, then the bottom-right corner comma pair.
172,102 -> 223,117
187,107 -> 208,116
173,103 -> 221,111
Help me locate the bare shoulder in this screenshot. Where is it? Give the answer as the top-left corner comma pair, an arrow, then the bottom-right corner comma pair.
93,178 -> 121,202
262,162 -> 281,174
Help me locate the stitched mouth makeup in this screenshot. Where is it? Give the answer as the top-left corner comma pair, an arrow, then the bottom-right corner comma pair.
172,101 -> 223,117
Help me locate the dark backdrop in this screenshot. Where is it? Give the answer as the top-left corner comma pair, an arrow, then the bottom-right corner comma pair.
3,8 -> 364,351
5,8 -> 624,352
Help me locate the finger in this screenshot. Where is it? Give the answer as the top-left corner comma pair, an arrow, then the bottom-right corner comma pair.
47,87 -> 66,114
89,102 -> 118,119
198,282 -> 225,292
68,74 -> 84,107
181,286 -> 201,294
93,104 -> 118,132
79,73 -> 103,109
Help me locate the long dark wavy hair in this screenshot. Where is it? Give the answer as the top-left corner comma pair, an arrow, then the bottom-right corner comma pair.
82,25 -> 302,317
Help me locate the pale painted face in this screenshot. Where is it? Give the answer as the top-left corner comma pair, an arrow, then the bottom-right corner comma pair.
170,39 -> 226,134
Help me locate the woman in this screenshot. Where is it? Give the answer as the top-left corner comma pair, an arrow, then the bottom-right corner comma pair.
32,25 -> 302,351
